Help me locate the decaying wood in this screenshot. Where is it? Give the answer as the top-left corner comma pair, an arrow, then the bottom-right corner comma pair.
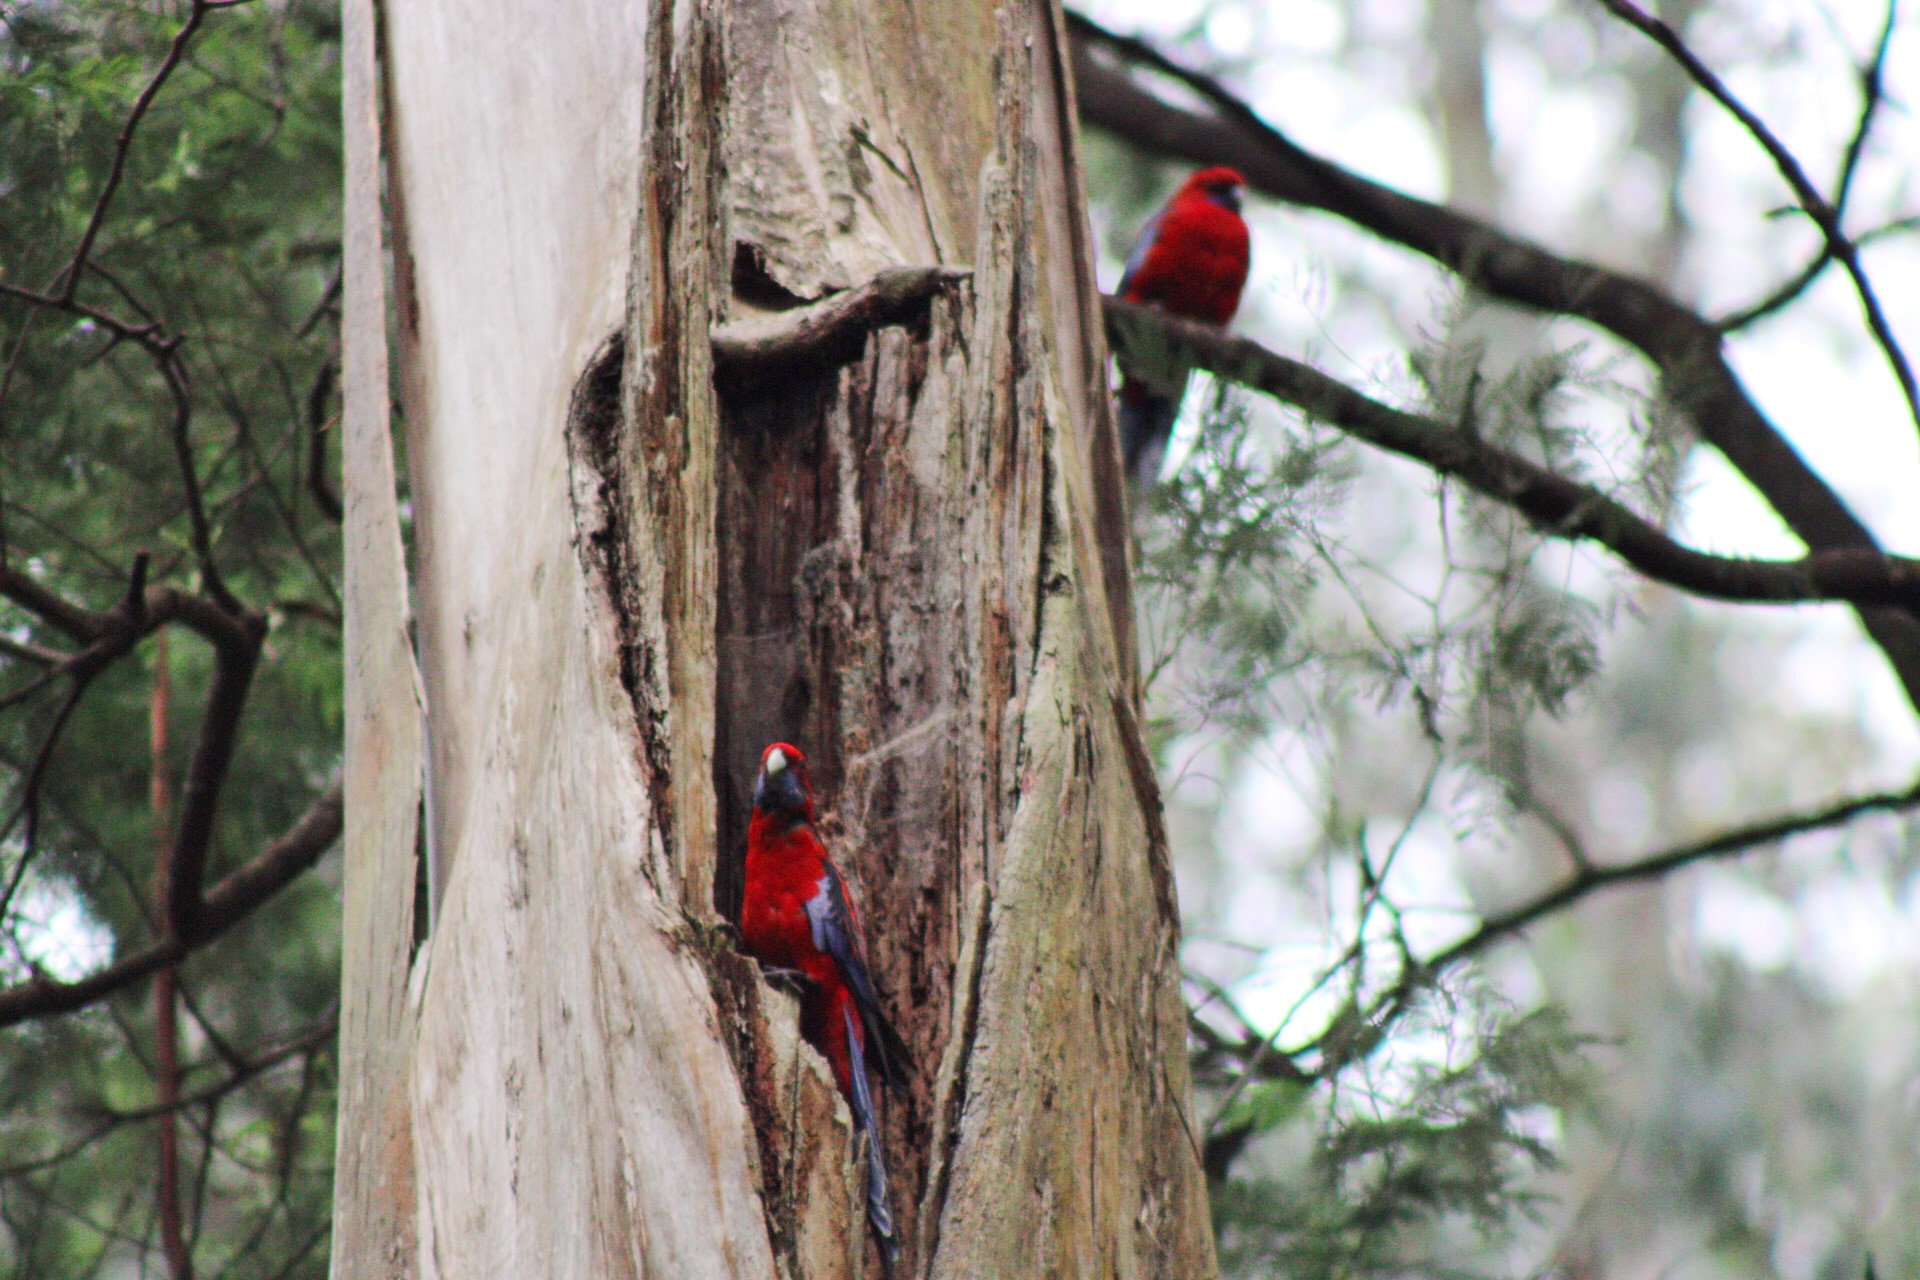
711,266 -> 973,378
339,0 -> 1215,1273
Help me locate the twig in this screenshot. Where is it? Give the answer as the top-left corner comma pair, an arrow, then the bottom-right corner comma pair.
0,679 -> 92,924
1107,299 -> 1920,610
157,347 -> 240,615
197,339 -> 338,610
0,1010 -> 338,1181
0,635 -> 68,668
56,2 -> 217,303
1420,777 -> 1920,979
1302,776 -> 1920,1077
0,782 -> 342,1028
295,264 -> 342,339
1718,215 -> 1920,332
1834,0 -> 1898,212
304,361 -> 341,523
1594,0 -> 1919,435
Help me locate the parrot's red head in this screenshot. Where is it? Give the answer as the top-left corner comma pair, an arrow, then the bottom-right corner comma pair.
753,742 -> 815,823
1181,165 -> 1246,214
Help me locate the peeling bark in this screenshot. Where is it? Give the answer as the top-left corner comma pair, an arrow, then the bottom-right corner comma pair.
338,0 -> 1214,1274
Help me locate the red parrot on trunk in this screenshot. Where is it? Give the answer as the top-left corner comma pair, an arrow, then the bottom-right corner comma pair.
739,742 -> 908,1262
1115,165 -> 1251,484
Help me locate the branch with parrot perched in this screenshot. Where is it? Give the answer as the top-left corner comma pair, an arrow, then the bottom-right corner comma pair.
1066,8 -> 1920,714
1104,297 -> 1920,614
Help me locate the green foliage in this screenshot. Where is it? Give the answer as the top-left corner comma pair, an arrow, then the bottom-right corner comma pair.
1134,318 -> 1636,1275
1,1 -> 342,1274
1210,989 -> 1590,1280
1136,384 -> 1350,745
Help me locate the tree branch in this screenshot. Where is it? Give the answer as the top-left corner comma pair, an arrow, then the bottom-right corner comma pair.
1207,776 -> 1920,1092
162,610 -> 265,939
0,550 -> 264,943
0,634 -> 68,668
0,307 -> 237,620
54,2 -> 217,303
709,265 -> 971,378
1107,299 -> 1920,610
1065,12 -> 1920,711
1716,0 -> 1903,334
0,561 -> 112,642
0,782 -> 342,1028
304,361 -> 341,524
1594,0 -> 1918,435
0,1009 -> 337,1181
158,343 -> 240,616
1415,776 -> 1920,982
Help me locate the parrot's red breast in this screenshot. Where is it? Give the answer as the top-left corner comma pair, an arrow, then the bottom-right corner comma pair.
1114,165 -> 1251,482
740,808 -> 866,1092
1119,165 -> 1251,325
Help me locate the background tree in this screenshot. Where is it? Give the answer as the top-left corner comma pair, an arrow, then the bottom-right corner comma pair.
0,2 -> 343,1276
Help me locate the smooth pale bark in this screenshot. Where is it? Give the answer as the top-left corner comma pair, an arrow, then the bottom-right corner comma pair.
336,0 -> 1215,1274
333,0 -> 423,1271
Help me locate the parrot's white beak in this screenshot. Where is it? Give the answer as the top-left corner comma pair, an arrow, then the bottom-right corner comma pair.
765,747 -> 789,775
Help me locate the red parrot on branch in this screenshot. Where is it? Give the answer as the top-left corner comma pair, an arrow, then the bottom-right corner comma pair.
740,742 -> 909,1262
1115,165 -> 1251,484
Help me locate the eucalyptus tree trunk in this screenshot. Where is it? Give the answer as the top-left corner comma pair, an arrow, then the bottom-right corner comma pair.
335,0 -> 1215,1274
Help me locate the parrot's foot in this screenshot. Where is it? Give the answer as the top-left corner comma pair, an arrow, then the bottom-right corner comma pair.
760,965 -> 817,999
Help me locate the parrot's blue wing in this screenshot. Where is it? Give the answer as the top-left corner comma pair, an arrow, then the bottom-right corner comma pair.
1117,210 -> 1163,299
805,863 -> 911,1089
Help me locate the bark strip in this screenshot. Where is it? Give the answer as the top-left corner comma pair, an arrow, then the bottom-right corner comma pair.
331,0 -> 424,1271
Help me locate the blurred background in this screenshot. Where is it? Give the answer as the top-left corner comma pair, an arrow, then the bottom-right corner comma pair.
1078,0 -> 1920,1274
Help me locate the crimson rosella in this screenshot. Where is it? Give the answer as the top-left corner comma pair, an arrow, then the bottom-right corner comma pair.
740,742 -> 909,1262
1115,165 -> 1251,484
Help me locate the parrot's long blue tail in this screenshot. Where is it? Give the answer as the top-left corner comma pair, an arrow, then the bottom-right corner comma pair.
1118,376 -> 1183,486
845,1006 -> 900,1266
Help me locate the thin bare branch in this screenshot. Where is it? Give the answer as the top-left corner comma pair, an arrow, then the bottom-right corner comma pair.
0,1011 -> 338,1181
1209,776 -> 1920,1096
1718,215 -> 1920,333
57,2 -> 217,303
0,563 -> 112,643
0,678 -> 91,924
1108,299 -> 1920,610
0,783 -> 342,1028
0,635 -> 68,668
1834,0 -> 1898,224
0,283 -> 167,353
157,348 -> 239,616
1594,0 -> 1919,434
1426,778 -> 1920,977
